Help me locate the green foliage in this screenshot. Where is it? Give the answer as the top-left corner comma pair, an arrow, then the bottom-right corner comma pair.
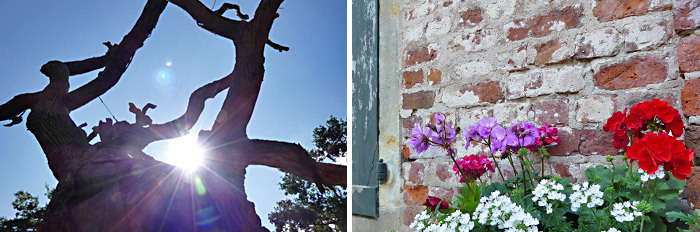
666,211 -> 700,232
0,185 -> 53,232
310,116 -> 346,162
268,116 -> 347,232
268,174 -> 346,232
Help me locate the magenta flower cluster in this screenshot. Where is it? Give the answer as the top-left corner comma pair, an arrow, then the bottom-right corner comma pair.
453,154 -> 494,182
410,113 -> 457,154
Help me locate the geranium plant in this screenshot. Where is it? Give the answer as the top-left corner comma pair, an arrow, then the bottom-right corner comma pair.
407,99 -> 698,232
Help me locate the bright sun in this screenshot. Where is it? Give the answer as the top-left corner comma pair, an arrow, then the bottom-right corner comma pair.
165,135 -> 204,171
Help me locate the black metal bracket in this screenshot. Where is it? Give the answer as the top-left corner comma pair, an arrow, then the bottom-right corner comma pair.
377,159 -> 388,184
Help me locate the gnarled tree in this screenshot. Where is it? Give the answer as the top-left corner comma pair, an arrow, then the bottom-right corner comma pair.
0,0 -> 346,231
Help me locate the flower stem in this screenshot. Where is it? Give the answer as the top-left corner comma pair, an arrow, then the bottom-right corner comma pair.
489,152 -> 506,182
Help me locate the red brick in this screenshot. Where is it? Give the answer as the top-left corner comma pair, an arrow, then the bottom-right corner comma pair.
459,80 -> 504,104
679,35 -> 700,73
673,0 -> 700,33
404,48 -> 437,67
621,91 -> 677,109
402,115 -> 423,138
403,184 -> 429,205
459,8 -> 483,27
593,53 -> 668,90
532,99 -> 569,126
685,168 -> 700,209
403,206 -> 423,226
682,79 -> 700,116
548,128 -> 580,156
534,40 -> 572,65
685,126 -> 700,158
580,129 -> 620,156
436,162 -> 454,182
507,5 -> 584,41
403,70 -> 424,88
593,0 -> 650,22
429,187 -> 455,201
403,91 -> 435,109
403,145 -> 411,159
406,162 -> 425,184
552,163 -> 572,178
428,69 -> 441,85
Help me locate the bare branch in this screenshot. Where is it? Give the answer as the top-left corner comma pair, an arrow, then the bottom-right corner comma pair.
225,139 -> 347,187
64,0 -> 168,111
168,0 -> 243,40
0,92 -> 39,126
214,3 -> 249,20
147,73 -> 233,140
266,39 -> 289,52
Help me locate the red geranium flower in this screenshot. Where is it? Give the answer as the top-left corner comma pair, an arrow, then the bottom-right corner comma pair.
626,133 -> 694,180
423,195 -> 450,211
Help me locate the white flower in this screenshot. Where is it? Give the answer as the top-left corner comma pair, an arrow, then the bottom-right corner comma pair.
610,201 -> 643,222
602,228 -> 621,232
532,179 -> 566,214
639,166 -> 665,182
474,191 -> 539,232
569,181 -> 604,212
410,209 -> 475,232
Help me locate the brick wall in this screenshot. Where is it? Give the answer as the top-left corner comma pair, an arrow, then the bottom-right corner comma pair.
396,0 -> 700,229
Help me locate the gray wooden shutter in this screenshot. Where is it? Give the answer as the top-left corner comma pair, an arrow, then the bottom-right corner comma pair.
351,0 -> 379,218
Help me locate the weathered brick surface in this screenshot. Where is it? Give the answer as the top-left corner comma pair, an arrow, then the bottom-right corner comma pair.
535,40 -> 573,65
494,103 -> 532,125
403,91 -> 435,109
593,0 -> 650,22
403,70 -> 424,88
575,95 -> 617,123
442,81 -> 503,108
682,79 -> 700,116
403,184 -> 428,205
390,0 -> 699,227
532,99 -> 569,126
427,69 -> 441,85
506,66 -> 585,99
575,27 -> 620,59
505,46 -> 529,72
404,162 -> 426,184
459,8 -> 483,27
552,163 -> 573,178
436,162 -> 453,182
549,128 -> 580,156
402,115 -> 423,138
506,5 -> 584,41
404,48 -> 437,67
686,126 -> 700,157
678,35 -> 700,73
620,91 -> 677,109
593,53 -> 668,90
428,187 -> 454,201
450,29 -> 496,52
673,0 -> 700,33
580,129 -> 620,156
623,17 -> 671,52
685,168 -> 700,209
403,206 -> 422,226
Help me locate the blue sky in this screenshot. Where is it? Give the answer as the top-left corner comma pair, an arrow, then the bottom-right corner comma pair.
0,0 -> 346,230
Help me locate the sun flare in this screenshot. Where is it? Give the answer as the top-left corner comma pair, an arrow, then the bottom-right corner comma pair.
165,135 -> 204,171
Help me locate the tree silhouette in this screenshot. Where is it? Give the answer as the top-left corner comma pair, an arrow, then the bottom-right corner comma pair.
0,0 -> 346,231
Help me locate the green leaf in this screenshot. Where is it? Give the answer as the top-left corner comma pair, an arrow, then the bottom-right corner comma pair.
656,189 -> 680,200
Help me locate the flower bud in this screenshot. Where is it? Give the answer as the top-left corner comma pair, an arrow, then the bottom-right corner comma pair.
606,156 -> 614,163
